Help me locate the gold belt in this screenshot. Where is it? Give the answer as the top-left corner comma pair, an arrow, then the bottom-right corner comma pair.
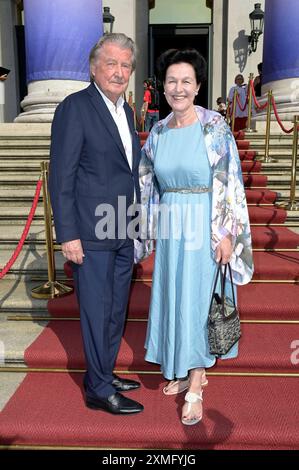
163,186 -> 211,194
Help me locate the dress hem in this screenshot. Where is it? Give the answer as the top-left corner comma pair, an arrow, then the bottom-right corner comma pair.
145,355 -> 217,381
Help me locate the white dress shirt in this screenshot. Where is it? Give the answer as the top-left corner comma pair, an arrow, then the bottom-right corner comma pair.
94,83 -> 133,170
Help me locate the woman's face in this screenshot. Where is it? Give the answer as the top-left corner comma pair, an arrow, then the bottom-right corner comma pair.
164,62 -> 200,114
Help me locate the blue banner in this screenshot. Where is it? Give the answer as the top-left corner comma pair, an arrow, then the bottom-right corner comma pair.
24,0 -> 103,83
263,0 -> 299,84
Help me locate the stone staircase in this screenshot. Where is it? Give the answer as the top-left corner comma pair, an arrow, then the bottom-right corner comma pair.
0,125 -> 57,408
1,123 -> 299,411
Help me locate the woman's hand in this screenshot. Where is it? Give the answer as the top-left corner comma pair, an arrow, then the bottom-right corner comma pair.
216,235 -> 233,264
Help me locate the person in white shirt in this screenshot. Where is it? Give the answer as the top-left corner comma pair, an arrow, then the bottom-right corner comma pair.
49,33 -> 143,416
228,74 -> 248,131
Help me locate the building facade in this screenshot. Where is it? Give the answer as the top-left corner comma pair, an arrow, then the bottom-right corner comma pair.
6,0 -> 297,125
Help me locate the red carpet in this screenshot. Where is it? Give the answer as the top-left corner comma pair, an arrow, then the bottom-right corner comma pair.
250,226 -> 299,248
241,161 -> 261,172
236,140 -> 250,150
24,321 -> 299,374
47,281 -> 299,321
248,206 -> 286,223
239,150 -> 257,160
0,373 -> 298,449
243,174 -> 268,187
1,132 -> 299,450
245,189 -> 277,204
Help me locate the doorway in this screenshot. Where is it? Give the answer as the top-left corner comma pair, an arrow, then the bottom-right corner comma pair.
149,24 -> 211,119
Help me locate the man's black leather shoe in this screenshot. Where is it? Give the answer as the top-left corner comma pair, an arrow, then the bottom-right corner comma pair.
86,392 -> 144,415
112,374 -> 141,392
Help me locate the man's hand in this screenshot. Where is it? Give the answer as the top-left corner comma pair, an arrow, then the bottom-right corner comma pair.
216,235 -> 233,264
61,239 -> 84,264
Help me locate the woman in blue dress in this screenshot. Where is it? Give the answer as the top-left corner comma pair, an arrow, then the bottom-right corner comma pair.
136,49 -> 253,426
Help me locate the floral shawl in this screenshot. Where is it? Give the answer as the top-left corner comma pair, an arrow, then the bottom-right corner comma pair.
135,105 -> 254,286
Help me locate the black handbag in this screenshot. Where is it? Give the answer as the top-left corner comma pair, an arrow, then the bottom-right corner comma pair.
208,262 -> 241,356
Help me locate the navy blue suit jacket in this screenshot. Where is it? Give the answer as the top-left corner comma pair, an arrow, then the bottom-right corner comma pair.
49,83 -> 141,250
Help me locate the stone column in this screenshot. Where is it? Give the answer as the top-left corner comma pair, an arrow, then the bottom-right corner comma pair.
254,0 -> 299,127
0,0 -> 20,123
15,0 -> 102,122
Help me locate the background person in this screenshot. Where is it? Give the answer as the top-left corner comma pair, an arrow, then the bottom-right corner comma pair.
142,78 -> 160,131
253,62 -> 263,97
228,74 -> 248,131
215,96 -> 227,117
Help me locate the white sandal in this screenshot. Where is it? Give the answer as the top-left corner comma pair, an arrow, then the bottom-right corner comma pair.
163,378 -> 189,395
181,391 -> 203,426
163,374 -> 208,396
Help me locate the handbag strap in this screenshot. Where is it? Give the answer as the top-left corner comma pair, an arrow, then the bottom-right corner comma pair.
209,262 -> 237,312
209,262 -> 222,313
221,263 -> 237,308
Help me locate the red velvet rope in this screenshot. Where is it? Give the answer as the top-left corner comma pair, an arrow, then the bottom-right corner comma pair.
250,80 -> 268,110
271,96 -> 294,134
236,92 -> 248,112
0,179 -> 43,279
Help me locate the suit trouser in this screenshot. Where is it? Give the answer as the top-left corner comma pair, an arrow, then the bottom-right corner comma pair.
72,243 -> 134,398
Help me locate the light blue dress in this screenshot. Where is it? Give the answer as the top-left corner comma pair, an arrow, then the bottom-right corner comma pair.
144,121 -> 238,380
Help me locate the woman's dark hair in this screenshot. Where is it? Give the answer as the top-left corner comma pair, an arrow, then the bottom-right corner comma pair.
156,48 -> 207,85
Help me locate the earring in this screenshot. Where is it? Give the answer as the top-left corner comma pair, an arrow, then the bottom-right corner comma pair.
163,91 -> 166,95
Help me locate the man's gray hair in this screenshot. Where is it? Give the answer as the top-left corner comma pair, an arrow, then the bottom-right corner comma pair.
89,33 -> 137,77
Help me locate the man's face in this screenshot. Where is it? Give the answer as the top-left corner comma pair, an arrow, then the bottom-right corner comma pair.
91,42 -> 133,103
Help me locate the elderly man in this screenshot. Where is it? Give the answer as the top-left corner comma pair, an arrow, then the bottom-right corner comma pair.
49,33 -> 143,415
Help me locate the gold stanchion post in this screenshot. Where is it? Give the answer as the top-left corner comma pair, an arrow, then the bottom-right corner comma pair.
31,162 -> 73,299
278,115 -> 299,211
245,73 -> 255,133
262,90 -> 277,163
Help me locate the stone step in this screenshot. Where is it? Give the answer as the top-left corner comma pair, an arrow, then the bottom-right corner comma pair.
244,133 -> 293,141
0,223 -> 46,240
0,218 -> 45,225
0,188 -> 44,199
0,279 -> 48,314
0,206 -> 44,219
0,244 -> 65,278
0,162 -> 42,170
0,149 -> 49,158
255,150 -> 294,157
0,123 -> 51,137
0,320 -> 47,366
0,372 -> 27,412
249,143 -> 294,151
0,199 -> 43,207
0,174 -> 41,182
0,137 -> 51,149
